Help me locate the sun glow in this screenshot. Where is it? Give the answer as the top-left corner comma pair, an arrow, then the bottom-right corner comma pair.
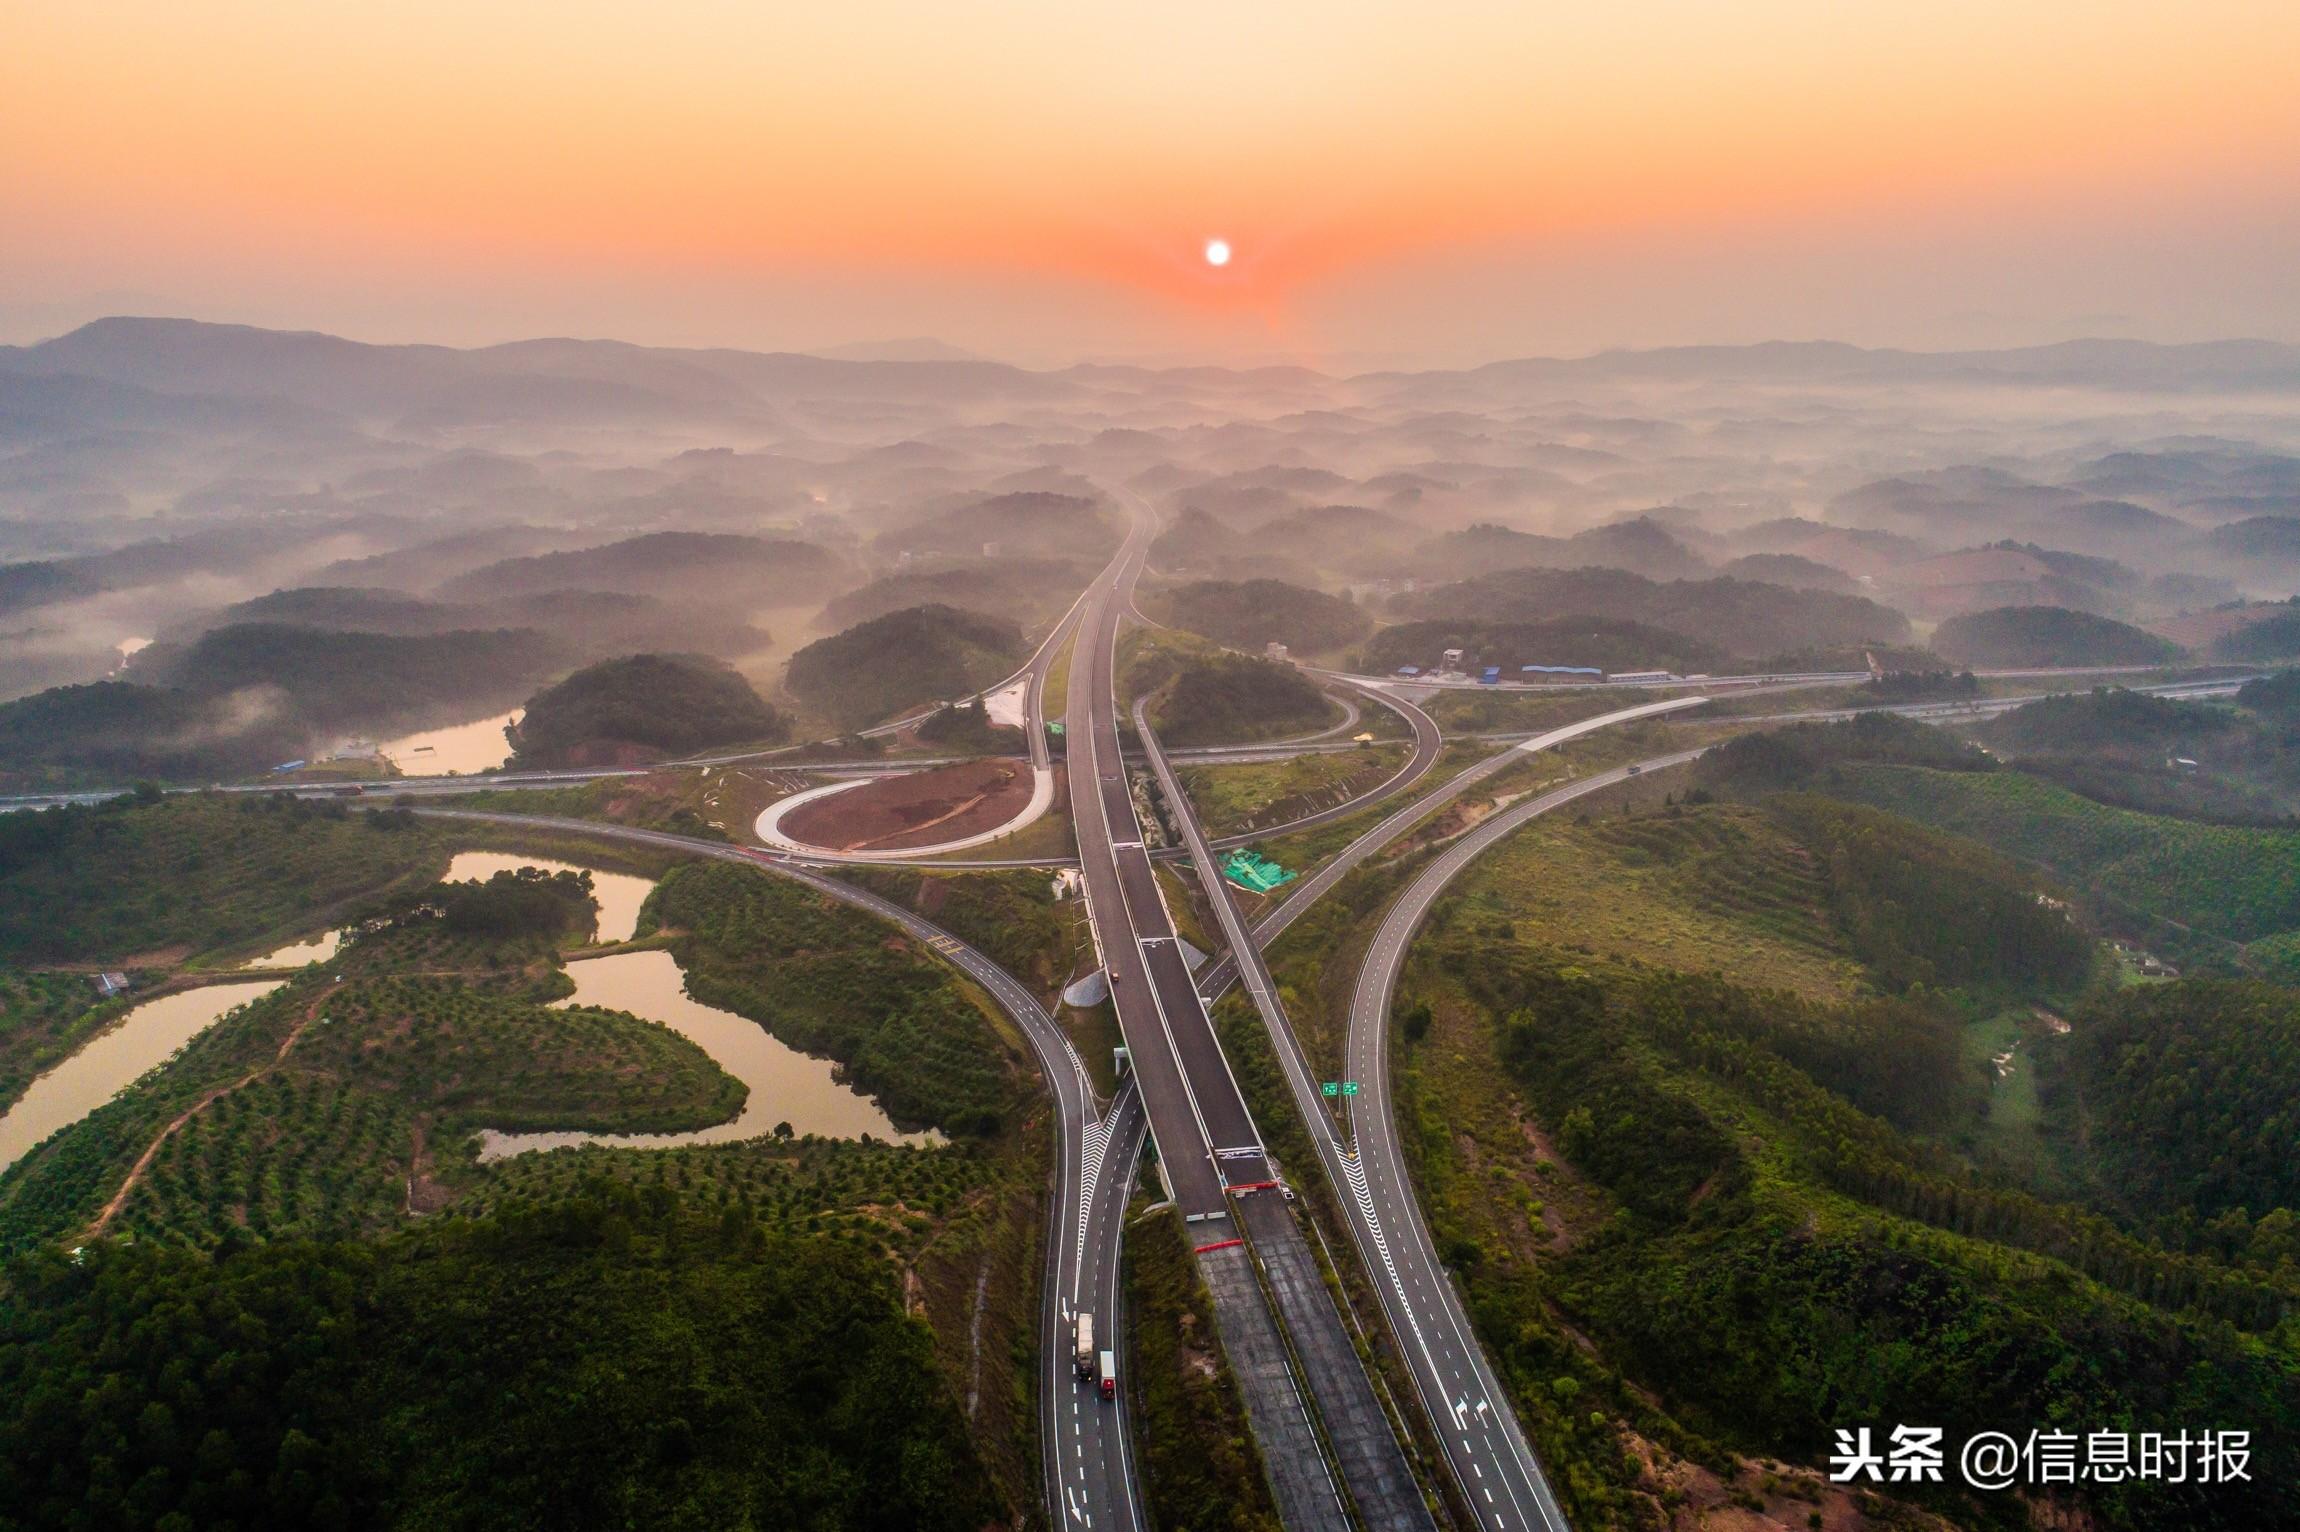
1204,238 -> 1231,267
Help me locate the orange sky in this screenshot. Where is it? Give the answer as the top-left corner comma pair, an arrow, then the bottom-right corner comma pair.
5,1 -> 2299,361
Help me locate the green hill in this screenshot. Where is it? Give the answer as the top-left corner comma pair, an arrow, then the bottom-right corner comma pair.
510,653 -> 789,766
1390,566 -> 1911,657
2215,603 -> 2300,662
1157,578 -> 1371,652
1981,687 -> 2237,752
0,1196 -> 996,1531
154,622 -> 562,735
442,532 -> 848,606
1932,605 -> 2184,668
1149,651 -> 1333,747
1410,516 -> 1713,583
1828,763 -> 2300,955
819,557 -> 1089,630
2041,981 -> 2300,1227
875,492 -> 1116,561
0,683 -> 297,786
784,604 -> 1025,730
1973,688 -> 2300,823
1359,617 -> 1728,677
2238,668 -> 2300,718
0,619 -> 565,787
1343,809 -> 2300,1527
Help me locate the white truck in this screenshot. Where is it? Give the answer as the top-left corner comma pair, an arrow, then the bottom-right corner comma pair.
1098,1349 -> 1117,1401
1074,1312 -> 1095,1380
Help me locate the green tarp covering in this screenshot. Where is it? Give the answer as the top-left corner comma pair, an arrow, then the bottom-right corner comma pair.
1222,849 -> 1297,894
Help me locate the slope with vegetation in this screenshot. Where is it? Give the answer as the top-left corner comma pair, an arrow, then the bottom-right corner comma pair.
784,603 -> 1025,731
876,491 -> 1116,561
1703,712 -> 2300,969
441,530 -> 848,606
1354,791 -> 2297,1529
2214,600 -> 2300,662
0,792 -> 446,965
1974,686 -> 2300,823
0,616 -> 564,786
1136,646 -> 1335,748
1931,604 -> 2184,668
0,1193 -> 996,1531
510,652 -> 789,766
1154,577 -> 1371,653
1358,617 -> 1728,678
2038,981 -> 2300,1239
820,556 -> 1090,630
1391,565 -> 1913,657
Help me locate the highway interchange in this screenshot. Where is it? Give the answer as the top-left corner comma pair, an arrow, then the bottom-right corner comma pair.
30,497 -> 2272,1532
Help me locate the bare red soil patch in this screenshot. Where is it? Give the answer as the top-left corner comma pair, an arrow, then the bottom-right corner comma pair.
782,759 -> 1034,851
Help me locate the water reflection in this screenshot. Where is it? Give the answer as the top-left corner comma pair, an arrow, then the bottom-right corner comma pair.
442,851 -> 650,944
475,950 -> 937,1159
379,710 -> 521,777
0,980 -> 285,1173
240,929 -> 344,969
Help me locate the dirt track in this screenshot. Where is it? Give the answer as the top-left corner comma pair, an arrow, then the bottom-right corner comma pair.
780,759 -> 1040,851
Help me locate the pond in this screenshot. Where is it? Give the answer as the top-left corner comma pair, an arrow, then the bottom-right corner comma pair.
474,949 -> 938,1159
379,709 -> 521,777
240,929 -> 345,968
442,851 -> 652,944
0,979 -> 285,1174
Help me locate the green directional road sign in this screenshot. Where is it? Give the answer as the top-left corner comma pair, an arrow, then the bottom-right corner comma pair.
1340,1081 -> 1360,1096
1321,1081 -> 1340,1097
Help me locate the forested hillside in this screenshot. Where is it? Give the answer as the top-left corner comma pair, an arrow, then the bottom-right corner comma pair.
1976,687 -> 2300,823
0,792 -> 446,963
784,603 -> 1025,730
1376,871 -> 2297,1530
1147,651 -> 1334,747
1932,605 -> 2184,667
2039,982 -> 2300,1234
510,653 -> 789,765
1359,617 -> 1728,677
1390,565 -> 1911,656
0,1194 -> 996,1530
1156,577 -> 1371,652
442,531 -> 849,606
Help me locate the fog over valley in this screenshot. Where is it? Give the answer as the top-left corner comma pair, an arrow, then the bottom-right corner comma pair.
6,318 -> 2300,785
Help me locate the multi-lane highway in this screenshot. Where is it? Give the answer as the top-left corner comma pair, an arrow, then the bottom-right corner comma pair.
1063,514 -> 1270,1218
1135,700 -> 1435,1530
1068,504 -> 1403,1529
1339,749 -> 1706,1532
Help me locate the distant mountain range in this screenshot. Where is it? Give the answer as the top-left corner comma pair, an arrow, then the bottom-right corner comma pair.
7,320 -> 2298,431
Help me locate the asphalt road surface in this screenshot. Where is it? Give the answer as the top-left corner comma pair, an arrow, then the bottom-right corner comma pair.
1062,511 -> 1268,1218
1341,749 -> 1708,1532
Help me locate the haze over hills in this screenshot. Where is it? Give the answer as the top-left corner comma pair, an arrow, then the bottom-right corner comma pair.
4,315 -> 2300,772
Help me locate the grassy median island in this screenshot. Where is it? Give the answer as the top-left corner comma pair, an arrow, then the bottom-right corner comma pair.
1178,742 -> 1408,838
